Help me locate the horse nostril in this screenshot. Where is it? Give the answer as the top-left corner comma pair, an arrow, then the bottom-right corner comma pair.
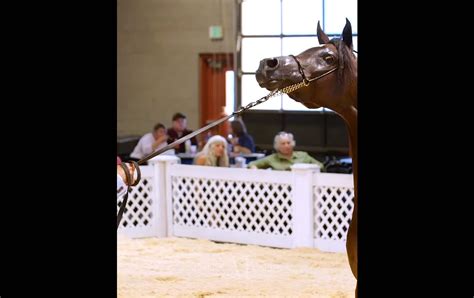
265,58 -> 278,69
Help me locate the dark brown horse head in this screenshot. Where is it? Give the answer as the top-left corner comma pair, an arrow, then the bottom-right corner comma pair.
255,19 -> 357,111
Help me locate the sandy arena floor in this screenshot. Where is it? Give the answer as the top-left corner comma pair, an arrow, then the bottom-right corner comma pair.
118,235 -> 356,297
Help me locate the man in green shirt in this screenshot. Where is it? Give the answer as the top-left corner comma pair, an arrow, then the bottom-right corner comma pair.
248,131 -> 324,171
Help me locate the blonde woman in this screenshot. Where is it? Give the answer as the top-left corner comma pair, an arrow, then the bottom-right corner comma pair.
194,135 -> 229,167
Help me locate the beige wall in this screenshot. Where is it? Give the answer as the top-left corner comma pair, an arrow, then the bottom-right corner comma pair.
118,0 -> 236,137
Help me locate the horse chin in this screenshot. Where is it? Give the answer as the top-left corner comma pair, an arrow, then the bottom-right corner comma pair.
265,80 -> 285,91
259,79 -> 297,92
288,93 -> 321,109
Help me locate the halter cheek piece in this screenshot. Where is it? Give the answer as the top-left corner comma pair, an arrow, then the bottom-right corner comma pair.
289,54 -> 338,85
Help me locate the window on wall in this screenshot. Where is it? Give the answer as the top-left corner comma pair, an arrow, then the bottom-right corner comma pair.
238,0 -> 357,112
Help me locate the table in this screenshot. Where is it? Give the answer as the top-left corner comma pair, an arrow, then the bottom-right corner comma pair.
176,153 -> 265,166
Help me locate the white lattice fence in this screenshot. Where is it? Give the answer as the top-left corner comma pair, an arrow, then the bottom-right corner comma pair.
313,173 -> 354,252
117,157 -> 355,252
169,165 -> 295,248
117,165 -> 157,238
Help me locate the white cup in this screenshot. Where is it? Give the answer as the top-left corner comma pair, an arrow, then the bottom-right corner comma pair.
235,156 -> 246,168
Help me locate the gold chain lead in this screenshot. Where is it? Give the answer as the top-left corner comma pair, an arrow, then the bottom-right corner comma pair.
234,80 -> 308,116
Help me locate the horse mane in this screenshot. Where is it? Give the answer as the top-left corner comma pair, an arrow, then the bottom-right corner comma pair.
328,38 -> 357,89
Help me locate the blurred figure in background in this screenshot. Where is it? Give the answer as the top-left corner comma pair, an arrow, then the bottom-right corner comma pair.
248,131 -> 324,171
194,135 -> 229,167
229,118 -> 255,154
167,112 -> 198,153
130,123 -> 170,160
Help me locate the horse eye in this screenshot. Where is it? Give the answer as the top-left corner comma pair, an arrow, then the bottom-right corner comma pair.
324,56 -> 335,64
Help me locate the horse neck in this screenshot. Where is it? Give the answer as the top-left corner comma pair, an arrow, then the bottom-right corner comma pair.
337,71 -> 357,176
339,103 -> 357,208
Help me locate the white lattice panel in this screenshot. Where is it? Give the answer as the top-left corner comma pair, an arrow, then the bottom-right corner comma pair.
117,166 -> 156,238
313,173 -> 354,252
169,165 -> 295,248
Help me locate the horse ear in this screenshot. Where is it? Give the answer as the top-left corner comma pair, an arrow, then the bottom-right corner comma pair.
342,18 -> 353,49
317,21 -> 330,44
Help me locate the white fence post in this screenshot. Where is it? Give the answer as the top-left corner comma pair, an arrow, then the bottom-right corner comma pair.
148,155 -> 180,237
291,163 -> 321,247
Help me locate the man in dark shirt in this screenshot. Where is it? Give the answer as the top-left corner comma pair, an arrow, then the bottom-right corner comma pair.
167,112 -> 197,153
